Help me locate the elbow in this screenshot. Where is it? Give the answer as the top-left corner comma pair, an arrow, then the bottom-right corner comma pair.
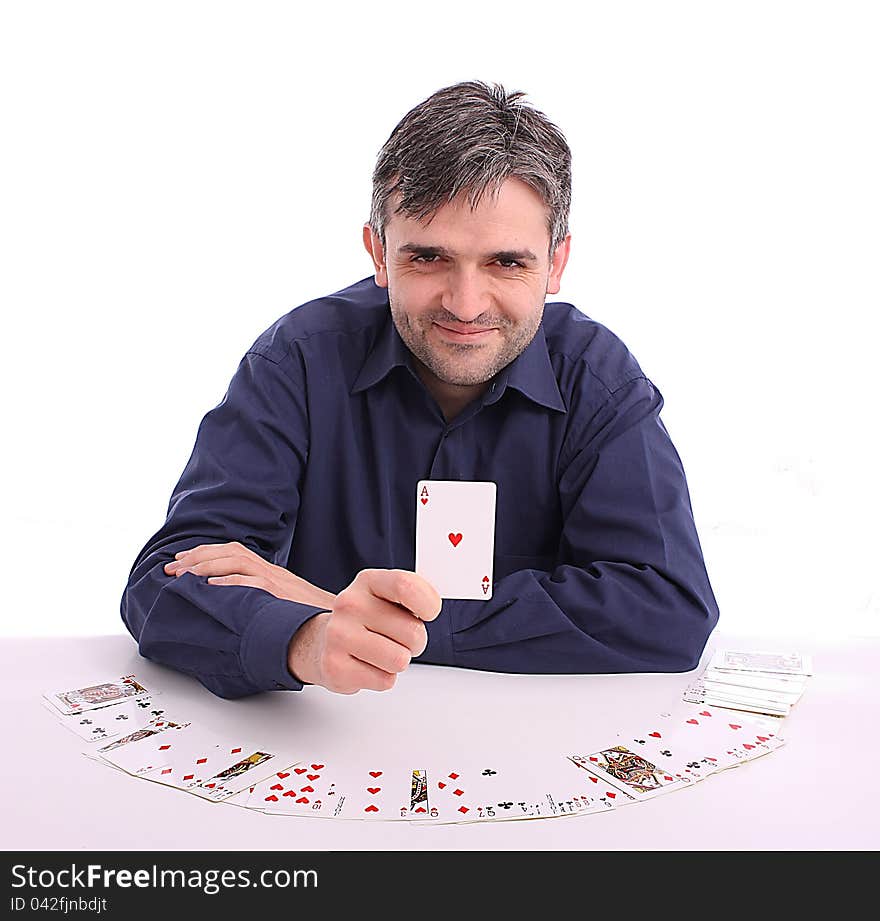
671,589 -> 719,673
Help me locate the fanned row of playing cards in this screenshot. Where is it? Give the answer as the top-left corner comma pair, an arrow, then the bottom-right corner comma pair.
683,649 -> 813,717
43,674 -> 789,824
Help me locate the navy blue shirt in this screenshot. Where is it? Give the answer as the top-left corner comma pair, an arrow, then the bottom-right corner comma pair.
121,276 -> 719,698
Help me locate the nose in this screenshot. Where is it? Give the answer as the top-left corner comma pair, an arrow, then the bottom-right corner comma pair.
440,265 -> 491,323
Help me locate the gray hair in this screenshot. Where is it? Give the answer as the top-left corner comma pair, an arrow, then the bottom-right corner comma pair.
369,80 -> 572,257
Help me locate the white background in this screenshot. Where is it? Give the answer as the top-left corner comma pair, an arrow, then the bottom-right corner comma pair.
1,1 -> 877,641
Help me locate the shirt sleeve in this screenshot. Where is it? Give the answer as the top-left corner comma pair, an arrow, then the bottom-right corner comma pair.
120,347 -> 327,699
419,376 -> 720,675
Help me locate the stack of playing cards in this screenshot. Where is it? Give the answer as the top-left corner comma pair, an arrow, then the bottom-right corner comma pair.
43,671 -> 791,824
42,674 -> 171,743
682,649 -> 813,717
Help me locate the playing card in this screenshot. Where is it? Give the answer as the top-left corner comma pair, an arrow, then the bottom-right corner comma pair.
192,744 -> 301,802
682,682 -> 792,717
251,759 -> 346,818
703,668 -> 809,696
624,703 -> 785,781
43,675 -> 153,715
82,717 -> 188,771
122,725 -> 228,790
95,721 -> 194,776
708,649 -> 813,676
415,480 -> 496,600
567,743 -> 689,800
565,756 -> 638,809
325,763 -> 412,820
417,754 -> 600,823
44,695 -> 168,743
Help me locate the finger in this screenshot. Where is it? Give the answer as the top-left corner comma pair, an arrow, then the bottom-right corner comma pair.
349,628 -> 414,676
176,557 -> 263,578
356,569 -> 442,622
206,575 -> 270,589
335,655 -> 398,694
168,542 -> 248,568
359,603 -> 429,657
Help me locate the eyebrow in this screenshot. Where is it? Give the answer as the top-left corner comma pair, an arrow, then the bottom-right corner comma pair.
397,243 -> 539,263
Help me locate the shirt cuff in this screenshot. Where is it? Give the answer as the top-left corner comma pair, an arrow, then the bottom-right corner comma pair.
240,598 -> 329,692
418,600 -> 455,666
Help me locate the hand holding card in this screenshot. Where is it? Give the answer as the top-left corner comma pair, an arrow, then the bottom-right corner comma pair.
288,568 -> 442,695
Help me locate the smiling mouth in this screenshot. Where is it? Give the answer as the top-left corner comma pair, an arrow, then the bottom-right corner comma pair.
433,322 -> 498,343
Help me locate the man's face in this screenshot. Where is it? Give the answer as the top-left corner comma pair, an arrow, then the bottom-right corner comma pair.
363,178 -> 570,388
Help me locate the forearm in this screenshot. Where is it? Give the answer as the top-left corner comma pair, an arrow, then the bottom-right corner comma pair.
418,560 -> 719,675
121,541 -> 329,698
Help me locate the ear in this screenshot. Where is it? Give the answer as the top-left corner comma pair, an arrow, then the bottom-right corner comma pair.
362,224 -> 389,288
546,234 -> 572,295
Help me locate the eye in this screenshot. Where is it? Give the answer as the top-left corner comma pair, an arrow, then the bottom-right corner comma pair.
496,259 -> 524,270
411,254 -> 441,264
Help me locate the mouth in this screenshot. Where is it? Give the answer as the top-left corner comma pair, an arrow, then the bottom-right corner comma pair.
432,322 -> 498,344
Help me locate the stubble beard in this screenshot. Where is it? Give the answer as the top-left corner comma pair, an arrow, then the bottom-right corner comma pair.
388,288 -> 545,387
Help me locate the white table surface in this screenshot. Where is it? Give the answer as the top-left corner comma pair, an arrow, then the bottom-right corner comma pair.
1,631 -> 875,851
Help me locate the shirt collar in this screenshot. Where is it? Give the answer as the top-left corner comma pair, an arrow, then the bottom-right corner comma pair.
352,309 -> 566,415
485,324 -> 567,414
350,311 -> 416,394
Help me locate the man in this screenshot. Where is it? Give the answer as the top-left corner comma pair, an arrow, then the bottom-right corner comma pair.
121,81 -> 719,699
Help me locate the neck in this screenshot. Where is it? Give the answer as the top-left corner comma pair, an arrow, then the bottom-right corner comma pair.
413,359 -> 490,423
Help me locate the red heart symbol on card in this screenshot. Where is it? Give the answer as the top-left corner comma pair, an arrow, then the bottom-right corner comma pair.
707,757 -> 717,762
296,797 -> 309,804
277,772 -> 290,779
700,711 -> 712,717
294,767 -> 307,774
743,743 -> 755,750
589,756 -> 598,762
367,787 -> 381,795
420,498 -> 428,505
415,807 -> 426,813
270,783 -> 283,791
649,732 -> 661,738
590,777 -> 598,783
265,795 -> 279,802
300,785 -> 314,793
607,792 -> 616,799
307,774 -> 320,781
687,719 -> 698,724
283,790 -> 296,797
757,735 -> 769,742
448,533 -> 463,547
729,724 -> 742,730
364,805 -> 379,813
311,764 -> 324,771
204,782 -> 216,789
369,771 -> 383,778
